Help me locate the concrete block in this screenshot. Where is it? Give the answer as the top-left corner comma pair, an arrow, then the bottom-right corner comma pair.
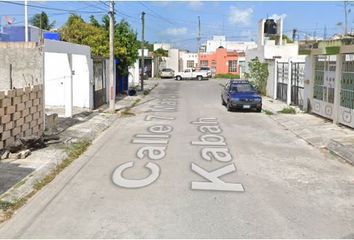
37,116 -> 44,125
15,88 -> 24,97
1,130 -> 11,140
1,114 -> 11,124
12,112 -> 21,121
22,94 -> 29,102
33,98 -> 40,106
12,126 -> 21,137
5,105 -> 15,115
4,136 -> 14,147
0,91 -> 5,100
0,108 -> 4,116
25,100 -> 32,109
13,96 -> 22,105
30,120 -> 38,128
24,129 -> 32,136
15,118 -> 24,127
5,89 -> 15,98
24,87 -> 31,94
8,152 -> 20,160
30,92 -> 37,100
21,123 -> 29,131
22,109 -> 29,117
19,149 -> 31,159
37,91 -> 43,98
1,149 -> 9,159
4,122 -> 13,131
31,85 -> 40,91
32,125 -> 39,134
1,98 -> 11,108
32,112 -> 40,120
30,106 -> 37,114
16,103 -> 25,112
25,115 -> 32,123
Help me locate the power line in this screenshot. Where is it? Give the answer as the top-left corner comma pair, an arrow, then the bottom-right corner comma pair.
0,1 -> 104,14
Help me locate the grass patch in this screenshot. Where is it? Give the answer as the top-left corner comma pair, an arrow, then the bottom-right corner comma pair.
215,73 -> 240,79
0,200 -> 15,211
264,109 -> 274,115
0,140 -> 91,223
278,107 -> 296,114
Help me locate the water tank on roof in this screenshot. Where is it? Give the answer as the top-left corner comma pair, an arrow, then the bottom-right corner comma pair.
264,19 -> 277,35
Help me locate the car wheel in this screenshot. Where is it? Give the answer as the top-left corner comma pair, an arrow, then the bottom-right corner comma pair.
176,76 -> 182,81
256,107 -> 262,112
197,75 -> 202,81
227,101 -> 232,112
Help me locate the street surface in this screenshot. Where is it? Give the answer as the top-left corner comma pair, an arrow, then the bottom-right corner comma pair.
0,79 -> 354,238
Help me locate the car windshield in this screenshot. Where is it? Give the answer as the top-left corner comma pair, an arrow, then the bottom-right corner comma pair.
230,84 -> 255,93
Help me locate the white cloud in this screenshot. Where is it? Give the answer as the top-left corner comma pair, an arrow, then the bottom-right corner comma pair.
188,1 -> 203,10
165,27 -> 188,36
268,13 -> 287,20
229,6 -> 254,25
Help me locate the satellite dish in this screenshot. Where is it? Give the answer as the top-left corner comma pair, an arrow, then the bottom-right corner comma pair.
4,16 -> 14,25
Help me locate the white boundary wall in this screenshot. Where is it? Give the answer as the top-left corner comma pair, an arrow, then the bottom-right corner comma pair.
44,39 -> 93,114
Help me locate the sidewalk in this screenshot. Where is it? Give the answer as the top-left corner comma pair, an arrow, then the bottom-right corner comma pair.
262,97 -> 354,165
0,80 -> 158,205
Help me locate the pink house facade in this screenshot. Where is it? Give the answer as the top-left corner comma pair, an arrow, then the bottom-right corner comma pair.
199,46 -> 240,75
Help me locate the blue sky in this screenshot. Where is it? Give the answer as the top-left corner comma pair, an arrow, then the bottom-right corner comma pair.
0,1 -> 350,51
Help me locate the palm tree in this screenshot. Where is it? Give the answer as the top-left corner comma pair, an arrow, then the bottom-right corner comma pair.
30,12 -> 55,30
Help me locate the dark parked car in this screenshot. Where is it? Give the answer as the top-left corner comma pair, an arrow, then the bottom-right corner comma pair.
221,80 -> 262,112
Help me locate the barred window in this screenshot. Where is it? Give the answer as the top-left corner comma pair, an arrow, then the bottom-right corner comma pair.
228,60 -> 237,73
200,60 -> 208,67
187,60 -> 195,68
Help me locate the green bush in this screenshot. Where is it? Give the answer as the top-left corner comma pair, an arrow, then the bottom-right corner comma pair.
214,73 -> 240,79
278,107 -> 296,114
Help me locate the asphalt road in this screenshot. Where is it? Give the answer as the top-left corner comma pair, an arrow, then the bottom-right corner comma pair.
1,79 -> 354,238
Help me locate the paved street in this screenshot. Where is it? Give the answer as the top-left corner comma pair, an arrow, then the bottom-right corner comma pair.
0,79 -> 354,238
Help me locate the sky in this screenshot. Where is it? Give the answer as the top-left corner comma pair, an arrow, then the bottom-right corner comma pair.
0,1 -> 350,51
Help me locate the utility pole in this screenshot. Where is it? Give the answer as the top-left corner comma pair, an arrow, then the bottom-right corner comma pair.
140,11 -> 145,91
324,25 -> 327,40
109,0 -> 115,112
344,1 -> 349,35
197,16 -> 201,68
24,0 -> 28,42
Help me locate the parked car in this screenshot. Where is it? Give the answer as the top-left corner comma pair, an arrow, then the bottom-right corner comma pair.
175,68 -> 209,81
160,68 -> 175,78
200,66 -> 212,78
221,80 -> 262,112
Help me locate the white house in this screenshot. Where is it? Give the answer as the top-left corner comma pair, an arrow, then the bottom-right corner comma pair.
44,39 -> 94,117
179,51 -> 198,71
201,35 -> 257,53
246,19 -> 306,103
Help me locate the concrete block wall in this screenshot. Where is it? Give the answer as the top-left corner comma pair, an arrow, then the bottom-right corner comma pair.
0,84 -> 44,150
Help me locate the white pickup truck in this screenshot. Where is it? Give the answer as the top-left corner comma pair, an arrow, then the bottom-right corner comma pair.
175,68 -> 209,81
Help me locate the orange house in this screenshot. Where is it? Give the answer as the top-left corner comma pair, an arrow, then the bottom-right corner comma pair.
199,46 -> 239,75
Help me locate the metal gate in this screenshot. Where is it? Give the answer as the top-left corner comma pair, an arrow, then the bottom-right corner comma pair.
93,60 -> 107,109
291,62 -> 305,108
277,62 -> 288,102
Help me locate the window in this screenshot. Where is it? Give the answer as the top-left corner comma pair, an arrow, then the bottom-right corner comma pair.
200,60 -> 208,67
228,60 -> 238,73
187,60 -> 195,68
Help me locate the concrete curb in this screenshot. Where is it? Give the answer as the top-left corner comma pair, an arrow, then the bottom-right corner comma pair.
0,83 -> 159,206
266,112 -> 354,166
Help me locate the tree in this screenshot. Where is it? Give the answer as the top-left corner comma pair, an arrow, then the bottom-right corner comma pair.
89,15 -> 100,28
60,15 -> 140,76
152,48 -> 168,76
60,14 -> 109,57
114,20 -> 140,76
245,57 -> 269,95
30,11 -> 55,30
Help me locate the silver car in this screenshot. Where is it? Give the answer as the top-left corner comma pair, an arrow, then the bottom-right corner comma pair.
160,68 -> 175,78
